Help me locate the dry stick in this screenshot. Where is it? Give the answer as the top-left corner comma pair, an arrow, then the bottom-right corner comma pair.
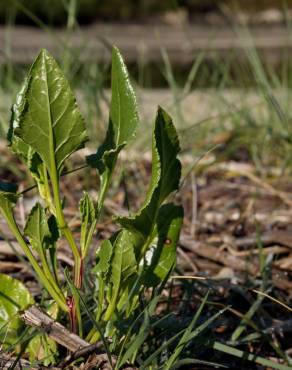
22,305 -> 139,370
21,305 -> 88,352
58,342 -> 103,369
21,306 -> 138,370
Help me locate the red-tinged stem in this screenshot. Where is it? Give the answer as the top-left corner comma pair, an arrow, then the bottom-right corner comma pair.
67,296 -> 77,334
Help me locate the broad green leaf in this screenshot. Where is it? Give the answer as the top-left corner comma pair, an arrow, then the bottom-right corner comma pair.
87,46 -> 139,208
27,334 -> 58,366
14,49 -> 88,177
8,76 -> 43,182
79,192 -> 96,254
24,203 -> 51,252
104,230 -> 137,320
94,239 -> 113,275
110,46 -> 139,146
117,107 -> 181,252
144,204 -> 183,287
24,203 -> 61,294
0,274 -> 34,346
8,76 -> 53,207
8,76 -> 30,161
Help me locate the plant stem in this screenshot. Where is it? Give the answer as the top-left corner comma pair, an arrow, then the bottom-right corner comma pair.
49,150 -> 82,288
42,165 -> 55,214
4,212 -> 68,312
38,244 -> 63,298
48,143 -> 83,335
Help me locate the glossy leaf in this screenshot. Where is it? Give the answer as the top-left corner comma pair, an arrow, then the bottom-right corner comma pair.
117,107 -> 181,250
97,107 -> 182,321
8,76 -> 31,161
87,46 -> 139,208
14,49 -> 88,177
8,77 -> 43,184
144,204 -> 183,287
110,46 -> 139,146
0,274 -> 34,346
9,77 -> 55,209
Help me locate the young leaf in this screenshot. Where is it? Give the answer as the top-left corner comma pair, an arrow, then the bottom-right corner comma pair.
110,46 -> 139,146
94,239 -> 113,275
117,107 -> 181,252
24,203 -> 51,252
14,49 -> 88,177
79,192 -> 96,255
87,46 -> 139,208
144,203 -> 183,287
0,274 -> 34,347
92,239 -> 114,324
24,203 -> 63,294
104,230 -> 137,320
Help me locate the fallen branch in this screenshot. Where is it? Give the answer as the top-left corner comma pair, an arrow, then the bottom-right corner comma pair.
21,305 -> 137,369
21,305 -> 89,352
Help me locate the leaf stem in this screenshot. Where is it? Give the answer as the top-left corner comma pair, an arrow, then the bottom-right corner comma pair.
38,244 -> 63,297
49,158 -> 82,289
52,179 -> 83,298
42,165 -> 55,214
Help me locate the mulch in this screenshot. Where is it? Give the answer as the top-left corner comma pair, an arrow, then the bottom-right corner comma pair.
0,144 -> 291,368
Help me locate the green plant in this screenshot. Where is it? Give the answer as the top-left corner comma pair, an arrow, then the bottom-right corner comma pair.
0,47 -> 184,365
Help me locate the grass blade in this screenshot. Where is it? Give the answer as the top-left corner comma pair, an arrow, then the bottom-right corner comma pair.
213,342 -> 292,370
163,291 -> 209,370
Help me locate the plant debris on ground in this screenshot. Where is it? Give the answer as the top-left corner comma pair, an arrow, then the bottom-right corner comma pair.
0,141 -> 291,368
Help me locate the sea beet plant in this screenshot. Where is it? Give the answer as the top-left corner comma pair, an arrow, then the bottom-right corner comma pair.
0,48 -> 183,364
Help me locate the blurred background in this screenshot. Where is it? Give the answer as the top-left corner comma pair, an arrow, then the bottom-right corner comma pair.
1,0 -> 292,163
1,0 -> 292,24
